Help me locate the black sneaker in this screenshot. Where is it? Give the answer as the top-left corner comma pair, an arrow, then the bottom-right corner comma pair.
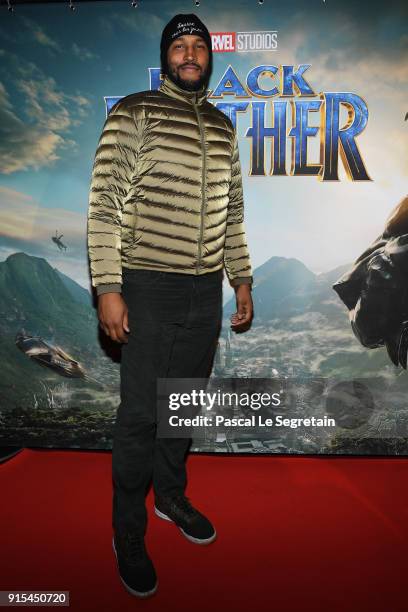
112,531 -> 158,598
154,495 -> 216,544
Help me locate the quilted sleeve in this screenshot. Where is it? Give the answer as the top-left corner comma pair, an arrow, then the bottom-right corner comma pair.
223,131 -> 253,287
87,101 -> 142,295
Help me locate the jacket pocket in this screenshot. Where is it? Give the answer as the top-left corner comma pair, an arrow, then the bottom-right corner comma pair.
130,201 -> 142,248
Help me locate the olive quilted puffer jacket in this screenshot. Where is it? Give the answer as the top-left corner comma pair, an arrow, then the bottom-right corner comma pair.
87,75 -> 252,295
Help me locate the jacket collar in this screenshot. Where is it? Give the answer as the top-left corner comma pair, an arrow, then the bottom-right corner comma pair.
159,75 -> 208,106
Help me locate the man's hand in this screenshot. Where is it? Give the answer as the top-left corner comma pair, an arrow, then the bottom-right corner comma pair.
230,284 -> 253,332
97,292 -> 130,343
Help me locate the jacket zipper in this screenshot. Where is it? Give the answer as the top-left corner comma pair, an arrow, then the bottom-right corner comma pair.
193,102 -> 206,274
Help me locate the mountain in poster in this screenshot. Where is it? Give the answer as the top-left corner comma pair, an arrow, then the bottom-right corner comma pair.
0,252 -> 118,420
0,250 -> 398,397
0,251 -> 406,453
221,256 -> 393,379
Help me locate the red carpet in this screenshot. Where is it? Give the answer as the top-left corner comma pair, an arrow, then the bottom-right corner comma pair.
0,449 -> 406,611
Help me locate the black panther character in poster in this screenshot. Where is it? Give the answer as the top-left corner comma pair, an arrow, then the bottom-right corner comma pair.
334,196 -> 408,368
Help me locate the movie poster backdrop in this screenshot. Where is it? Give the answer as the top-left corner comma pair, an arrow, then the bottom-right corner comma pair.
0,0 -> 407,454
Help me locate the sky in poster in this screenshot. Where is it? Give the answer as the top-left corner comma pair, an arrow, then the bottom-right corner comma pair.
0,0 -> 406,293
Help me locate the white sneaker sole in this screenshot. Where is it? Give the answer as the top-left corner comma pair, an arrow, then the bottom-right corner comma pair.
154,506 -> 217,545
112,537 -> 158,598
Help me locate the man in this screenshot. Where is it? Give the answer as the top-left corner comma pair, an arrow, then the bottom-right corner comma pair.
87,14 -> 253,598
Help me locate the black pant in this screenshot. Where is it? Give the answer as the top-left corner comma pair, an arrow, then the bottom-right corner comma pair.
112,268 -> 223,535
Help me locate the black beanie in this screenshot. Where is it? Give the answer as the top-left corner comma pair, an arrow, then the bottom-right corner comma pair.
160,14 -> 213,77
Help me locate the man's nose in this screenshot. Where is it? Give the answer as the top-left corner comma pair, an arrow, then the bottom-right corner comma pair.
183,46 -> 196,62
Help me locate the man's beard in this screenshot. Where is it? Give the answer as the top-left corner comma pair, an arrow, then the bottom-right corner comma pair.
167,64 -> 210,92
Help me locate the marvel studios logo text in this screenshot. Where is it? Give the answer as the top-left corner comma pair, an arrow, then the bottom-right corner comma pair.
210,31 -> 278,53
